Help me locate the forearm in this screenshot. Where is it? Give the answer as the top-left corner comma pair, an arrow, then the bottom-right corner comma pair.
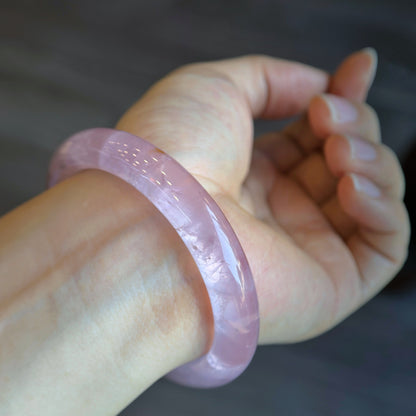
0,170 -> 211,415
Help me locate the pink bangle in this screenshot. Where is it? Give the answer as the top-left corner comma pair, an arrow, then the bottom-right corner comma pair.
48,128 -> 259,388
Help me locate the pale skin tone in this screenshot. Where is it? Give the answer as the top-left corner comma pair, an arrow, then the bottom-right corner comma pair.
0,50 -> 409,415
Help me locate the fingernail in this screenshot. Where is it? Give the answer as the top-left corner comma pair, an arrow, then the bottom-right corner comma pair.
347,136 -> 377,161
352,174 -> 381,198
324,95 -> 358,124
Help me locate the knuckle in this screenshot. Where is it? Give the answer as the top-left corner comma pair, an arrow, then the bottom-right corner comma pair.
361,101 -> 378,119
380,145 -> 406,198
360,103 -> 380,135
395,202 -> 411,266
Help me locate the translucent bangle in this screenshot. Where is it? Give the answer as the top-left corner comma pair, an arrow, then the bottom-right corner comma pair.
48,128 -> 259,388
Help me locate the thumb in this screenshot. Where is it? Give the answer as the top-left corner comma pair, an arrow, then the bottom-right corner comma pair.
208,55 -> 329,119
117,55 -> 328,197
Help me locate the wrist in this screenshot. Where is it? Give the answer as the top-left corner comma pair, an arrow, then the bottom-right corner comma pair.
0,169 -> 212,414
78,170 -> 213,380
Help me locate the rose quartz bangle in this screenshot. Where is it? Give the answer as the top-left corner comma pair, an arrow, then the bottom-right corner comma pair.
48,128 -> 259,388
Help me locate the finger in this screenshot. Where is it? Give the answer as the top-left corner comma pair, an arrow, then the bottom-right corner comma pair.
324,134 -> 405,199
308,94 -> 381,141
255,48 -> 378,173
329,48 -> 377,102
259,96 -> 383,204
289,152 -> 337,204
254,140 -> 338,204
338,173 -> 410,299
278,48 -> 377,154
321,196 -> 357,239
321,134 -> 405,239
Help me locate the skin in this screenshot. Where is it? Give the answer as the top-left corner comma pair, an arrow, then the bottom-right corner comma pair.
0,50 -> 409,415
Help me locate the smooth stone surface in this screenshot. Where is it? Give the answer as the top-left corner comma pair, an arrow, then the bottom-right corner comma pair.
48,128 -> 260,388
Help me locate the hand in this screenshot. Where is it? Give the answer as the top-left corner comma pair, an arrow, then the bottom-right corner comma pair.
117,50 -> 410,344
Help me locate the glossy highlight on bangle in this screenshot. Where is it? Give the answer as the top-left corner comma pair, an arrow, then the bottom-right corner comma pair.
48,128 -> 259,388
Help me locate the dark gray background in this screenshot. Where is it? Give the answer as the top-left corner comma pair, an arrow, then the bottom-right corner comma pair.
0,1 -> 415,415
